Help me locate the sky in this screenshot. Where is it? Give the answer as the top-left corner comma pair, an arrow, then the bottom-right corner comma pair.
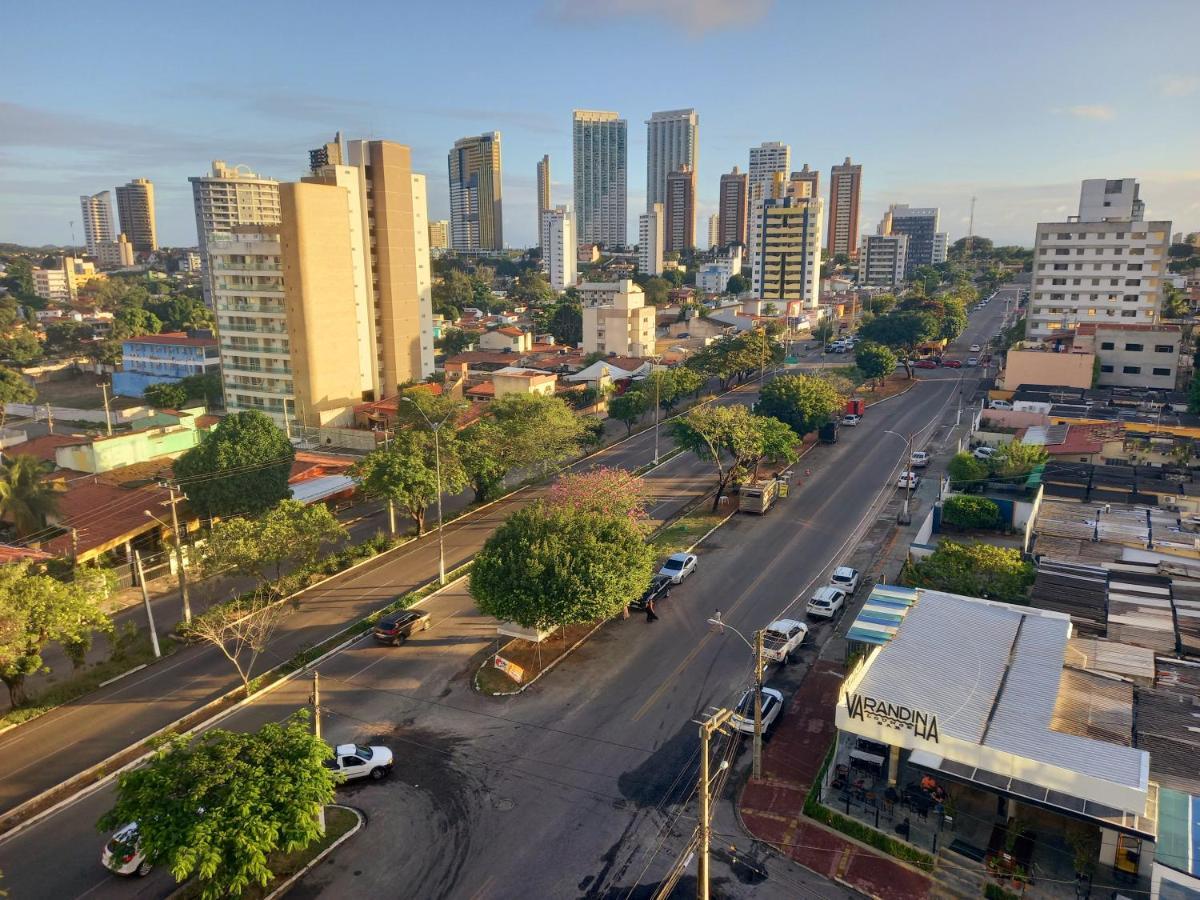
2,0 -> 1199,250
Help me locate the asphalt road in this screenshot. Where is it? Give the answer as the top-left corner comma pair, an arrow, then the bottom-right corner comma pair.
0,296 -> 1014,898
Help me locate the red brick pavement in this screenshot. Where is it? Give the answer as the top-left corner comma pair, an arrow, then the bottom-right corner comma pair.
738,660 -> 934,900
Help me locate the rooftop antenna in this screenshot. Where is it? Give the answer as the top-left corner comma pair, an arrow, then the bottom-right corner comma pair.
965,196 -> 976,256
69,220 -> 76,252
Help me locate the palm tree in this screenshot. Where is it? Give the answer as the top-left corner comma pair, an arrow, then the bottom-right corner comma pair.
0,454 -> 58,538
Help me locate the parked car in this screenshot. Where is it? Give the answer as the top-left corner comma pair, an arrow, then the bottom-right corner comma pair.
325,743 -> 394,781
972,446 -> 998,460
841,413 -> 863,427
969,344 -> 981,353
910,450 -> 929,468
101,823 -> 152,877
966,357 -> 979,367
761,619 -> 809,664
897,471 -> 920,489
659,552 -> 697,584
373,609 -> 431,645
830,566 -> 861,594
988,399 -> 1013,410
941,359 -> 962,369
631,574 -> 672,610
730,686 -> 785,735
913,359 -> 938,369
806,586 -> 848,619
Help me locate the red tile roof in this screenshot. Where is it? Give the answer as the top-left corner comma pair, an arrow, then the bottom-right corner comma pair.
290,451 -> 355,482
497,326 -> 525,337
0,544 -> 51,564
466,382 -> 496,397
42,478 -> 172,561
5,433 -> 87,463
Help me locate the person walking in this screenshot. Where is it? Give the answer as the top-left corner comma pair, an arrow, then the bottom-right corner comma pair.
645,598 -> 659,622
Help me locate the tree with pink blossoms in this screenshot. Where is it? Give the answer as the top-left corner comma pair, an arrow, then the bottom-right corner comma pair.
547,467 -> 650,532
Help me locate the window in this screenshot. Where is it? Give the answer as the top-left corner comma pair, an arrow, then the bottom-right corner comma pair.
1100,341 -> 1115,350
1123,366 -> 1141,374
1055,249 -> 1070,256
1121,310 -> 1137,317
1153,368 -> 1171,377
1100,364 -> 1114,373
1056,232 -> 1072,239
1154,344 -> 1174,353
1124,343 -> 1144,351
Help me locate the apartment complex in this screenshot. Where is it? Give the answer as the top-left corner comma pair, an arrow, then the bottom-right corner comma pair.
857,233 -> 909,287
707,215 -> 720,251
572,110 -> 627,248
638,203 -> 665,276
826,157 -> 861,258
697,247 -> 743,294
885,204 -> 947,274
536,155 -> 551,249
752,195 -> 824,309
79,191 -> 115,257
579,279 -> 656,357
189,161 -> 282,306
428,220 -> 449,251
646,109 -> 698,210
540,206 -> 576,292
1079,178 -> 1144,222
32,257 -> 103,303
790,163 -> 819,200
748,171 -> 815,294
747,141 -> 790,199
97,234 -> 135,269
718,166 -> 748,249
112,332 -> 220,398
115,178 -> 157,252
448,132 -> 503,251
665,166 -> 696,253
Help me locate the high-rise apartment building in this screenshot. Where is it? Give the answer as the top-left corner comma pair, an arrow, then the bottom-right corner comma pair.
646,109 -> 698,211
665,166 -> 696,253
79,191 -> 115,258
718,166 -> 748,249
748,142 -> 790,200
639,203 -> 665,276
448,132 -> 504,251
858,233 -> 909,287
428,220 -> 449,251
826,157 -> 861,258
572,110 -> 627,248
190,161 -> 282,306
308,132 -> 343,171
790,164 -> 819,200
752,195 -> 824,309
707,215 -> 720,251
580,279 -> 656,357
115,178 -> 158,253
536,155 -> 552,250
1028,179 -> 1169,339
748,171 -> 816,291
541,206 -> 576,292
97,234 -> 135,269
885,205 -> 947,275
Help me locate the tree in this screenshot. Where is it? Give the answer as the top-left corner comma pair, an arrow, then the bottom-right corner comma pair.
947,452 -> 988,490
1162,285 -> 1189,319
671,405 -> 799,511
201,500 -> 346,592
1169,242 -> 1197,259
0,366 -> 36,433
1190,374 -> 1200,415
812,320 -> 835,345
181,590 -> 286,692
352,431 -> 467,535
1,258 -> 35,300
470,505 -> 655,631
0,563 -> 111,706
98,712 -> 336,900
44,321 -> 94,355
174,411 -> 294,519
642,367 -> 703,414
854,342 -> 897,388
0,454 -> 58,538
178,372 -> 222,407
867,294 -> 896,316
756,374 -> 844,438
858,310 -> 938,377
639,276 -> 670,306
905,541 -> 1034,605
0,328 -> 42,366
726,273 -> 749,295
548,467 -> 649,529
608,389 -> 649,436
143,381 -> 189,410
543,301 -> 583,345
990,441 -> 1048,479
437,328 -> 475,355
148,295 -> 214,332
111,306 -> 162,340
942,495 -> 1001,530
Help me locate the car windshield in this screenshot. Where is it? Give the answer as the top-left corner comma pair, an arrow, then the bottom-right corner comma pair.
833,573 -> 852,583
663,559 -> 683,570
811,599 -> 830,607
355,745 -> 373,758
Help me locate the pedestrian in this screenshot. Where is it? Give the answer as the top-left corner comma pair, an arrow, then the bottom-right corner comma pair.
646,598 -> 659,622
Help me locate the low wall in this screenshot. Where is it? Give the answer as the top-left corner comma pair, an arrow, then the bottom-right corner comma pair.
3,403 -> 153,425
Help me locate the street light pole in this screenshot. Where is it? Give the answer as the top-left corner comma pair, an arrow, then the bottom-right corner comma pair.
707,617 -> 764,780
403,398 -> 454,585
697,708 -> 732,900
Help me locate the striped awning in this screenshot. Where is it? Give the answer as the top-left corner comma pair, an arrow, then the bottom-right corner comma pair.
1157,788 -> 1200,877
845,584 -> 919,646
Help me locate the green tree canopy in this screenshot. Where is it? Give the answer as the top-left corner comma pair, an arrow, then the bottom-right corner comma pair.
725,272 -> 749,295
990,440 -> 1048,479
608,389 -> 649,436
143,381 -> 189,410
858,310 -> 938,377
147,295 -> 214,332
0,328 -> 43,366
947,452 -> 989,490
470,505 -> 655,631
111,306 -> 162,340
352,430 -> 467,535
174,411 -> 294,519
756,374 -> 844,437
98,712 -> 336,900
44,321 -> 94,355
0,453 -> 58,538
942,495 -> 1001,530
853,342 -> 897,387
0,366 -> 36,431
905,540 -> 1034,605
437,328 -> 475,355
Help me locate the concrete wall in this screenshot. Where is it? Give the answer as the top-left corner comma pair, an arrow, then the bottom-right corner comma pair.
4,403 -> 152,425
1002,349 -> 1093,390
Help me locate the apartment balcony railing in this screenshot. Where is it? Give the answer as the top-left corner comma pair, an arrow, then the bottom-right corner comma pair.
219,341 -> 289,355
217,301 -> 285,314
217,322 -> 288,335
211,261 -> 281,272
222,361 -> 293,376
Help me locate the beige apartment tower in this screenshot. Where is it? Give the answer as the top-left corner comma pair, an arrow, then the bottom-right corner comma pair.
826,157 -> 862,258
536,155 -> 551,249
448,132 -> 504,251
115,178 -> 158,253
718,166 -> 748,248
80,191 -> 115,257
428,220 -> 449,251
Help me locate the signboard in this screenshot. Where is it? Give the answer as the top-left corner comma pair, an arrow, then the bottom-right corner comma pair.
845,691 -> 939,743
494,654 -> 525,684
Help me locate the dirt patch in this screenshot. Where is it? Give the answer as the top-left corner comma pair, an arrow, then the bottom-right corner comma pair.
860,373 -> 917,403
476,621 -> 601,695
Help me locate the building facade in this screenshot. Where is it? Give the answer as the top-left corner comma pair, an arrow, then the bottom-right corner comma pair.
752,195 -> 824,309
665,166 -> 695,253
115,178 -> 157,253
697,247 -> 744,294
646,109 -> 698,211
748,142 -> 790,200
579,279 -> 656,357
826,157 -> 862,258
886,205 -> 946,275
718,166 -> 748,249
448,132 -> 503,252
189,161 -> 282,307
858,233 -> 909,287
639,203 -> 665,276
572,110 -> 627,248
112,332 -> 220,398
428,219 -> 449,251
707,214 -> 720,250
540,206 -> 576,292
790,163 -> 819,200
96,234 -> 135,269
79,191 -> 115,258
1079,178 -> 1144,222
536,155 -> 551,249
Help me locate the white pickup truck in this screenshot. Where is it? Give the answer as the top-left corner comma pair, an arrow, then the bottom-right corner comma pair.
762,619 -> 809,664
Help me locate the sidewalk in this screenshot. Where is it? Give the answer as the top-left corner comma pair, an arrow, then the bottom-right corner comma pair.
738,660 -> 934,900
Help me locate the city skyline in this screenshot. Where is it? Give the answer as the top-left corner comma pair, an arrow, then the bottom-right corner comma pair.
2,0 -> 1198,250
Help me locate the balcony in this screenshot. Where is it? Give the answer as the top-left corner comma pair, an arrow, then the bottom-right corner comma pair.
220,341 -> 289,355
216,301 -> 285,315
211,261 -> 280,272
217,321 -> 288,335
223,361 -> 293,376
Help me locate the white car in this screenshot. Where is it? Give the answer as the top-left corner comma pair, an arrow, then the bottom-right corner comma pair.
967,357 -> 979,367
325,743 -> 394,781
910,450 -> 929,468
969,344 -> 981,353
830,565 -> 861,594
842,413 -> 863,427
730,686 -> 784,735
972,446 -> 998,460
988,399 -> 1012,410
659,552 -> 697,584
101,823 -> 151,877
761,619 -> 809,664
806,586 -> 848,619
897,471 -> 920,490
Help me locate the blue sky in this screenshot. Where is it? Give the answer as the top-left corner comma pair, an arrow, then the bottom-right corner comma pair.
3,0 -> 1198,249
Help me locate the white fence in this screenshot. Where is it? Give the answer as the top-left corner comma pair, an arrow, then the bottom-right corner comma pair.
4,403 -> 153,426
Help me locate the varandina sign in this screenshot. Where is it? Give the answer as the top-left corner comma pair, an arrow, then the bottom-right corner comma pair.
845,691 -> 940,743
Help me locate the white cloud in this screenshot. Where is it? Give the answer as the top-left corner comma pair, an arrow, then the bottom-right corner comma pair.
1161,76 -> 1200,97
1064,104 -> 1116,121
543,0 -> 772,36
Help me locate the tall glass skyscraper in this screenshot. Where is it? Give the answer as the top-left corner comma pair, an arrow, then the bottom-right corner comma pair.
572,110 -> 627,248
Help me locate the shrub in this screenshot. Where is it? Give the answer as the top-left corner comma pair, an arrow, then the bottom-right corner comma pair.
943,494 -> 1001,530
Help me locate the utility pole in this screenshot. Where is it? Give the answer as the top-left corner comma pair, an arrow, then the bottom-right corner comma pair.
753,629 -> 764,780
100,382 -> 113,436
653,369 -> 661,465
966,196 -> 977,257
165,486 -> 191,623
311,671 -> 325,832
133,550 -> 161,659
44,404 -> 53,434
697,708 -> 733,900
431,420 -> 446,584
903,432 -> 914,524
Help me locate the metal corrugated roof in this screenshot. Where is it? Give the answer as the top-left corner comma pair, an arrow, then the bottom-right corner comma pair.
845,584 -> 918,646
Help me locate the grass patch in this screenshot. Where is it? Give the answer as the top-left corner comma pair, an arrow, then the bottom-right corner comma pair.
475,664 -> 520,695
650,505 -> 727,556
476,621 -> 598,696
170,805 -> 357,899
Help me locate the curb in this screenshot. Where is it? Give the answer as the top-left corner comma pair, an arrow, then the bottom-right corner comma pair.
98,663 -> 148,688
261,804 -> 364,900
